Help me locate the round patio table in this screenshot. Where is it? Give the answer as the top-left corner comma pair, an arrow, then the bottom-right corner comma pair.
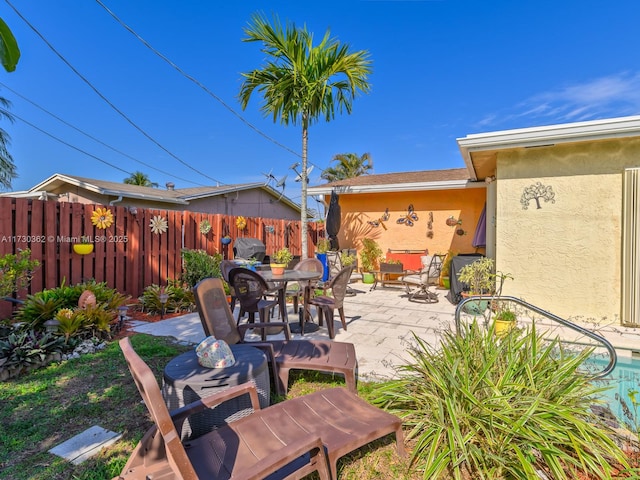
260,269 -> 323,333
162,344 -> 269,440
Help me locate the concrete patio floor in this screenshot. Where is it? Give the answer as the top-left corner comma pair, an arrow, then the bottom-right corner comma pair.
130,282 -> 640,382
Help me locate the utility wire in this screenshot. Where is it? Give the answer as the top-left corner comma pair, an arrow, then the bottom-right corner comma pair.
8,110 -> 133,175
95,0 -> 305,161
4,0 -> 225,185
0,82 -> 207,187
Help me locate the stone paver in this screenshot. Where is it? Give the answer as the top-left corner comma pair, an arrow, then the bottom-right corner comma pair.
130,284 -> 640,380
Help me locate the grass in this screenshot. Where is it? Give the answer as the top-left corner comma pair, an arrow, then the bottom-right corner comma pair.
0,334 -> 413,480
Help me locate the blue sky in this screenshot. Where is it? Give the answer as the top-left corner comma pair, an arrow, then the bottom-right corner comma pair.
1,0 -> 640,203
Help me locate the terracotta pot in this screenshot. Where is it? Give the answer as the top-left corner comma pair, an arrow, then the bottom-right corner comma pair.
270,263 -> 286,275
73,243 -> 94,255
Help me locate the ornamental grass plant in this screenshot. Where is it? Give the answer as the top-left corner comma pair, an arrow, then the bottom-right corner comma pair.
371,321 -> 629,479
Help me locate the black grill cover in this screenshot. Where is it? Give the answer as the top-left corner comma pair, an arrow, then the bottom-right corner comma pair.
233,238 -> 266,262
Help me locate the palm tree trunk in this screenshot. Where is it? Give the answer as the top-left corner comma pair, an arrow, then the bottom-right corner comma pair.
300,117 -> 309,259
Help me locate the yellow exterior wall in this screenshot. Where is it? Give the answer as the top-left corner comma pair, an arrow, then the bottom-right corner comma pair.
333,187 -> 486,262
496,137 -> 640,322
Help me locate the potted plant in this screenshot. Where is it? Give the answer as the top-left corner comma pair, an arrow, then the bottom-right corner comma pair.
270,247 -> 293,275
379,258 -> 404,286
73,236 -> 94,255
439,250 -> 456,289
315,238 -> 331,281
340,251 -> 356,267
493,308 -> 517,336
457,257 -> 495,314
221,235 -> 232,245
359,238 -> 382,284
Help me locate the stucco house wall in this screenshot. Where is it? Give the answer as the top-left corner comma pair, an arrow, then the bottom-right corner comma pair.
335,188 -> 486,260
496,138 -> 640,322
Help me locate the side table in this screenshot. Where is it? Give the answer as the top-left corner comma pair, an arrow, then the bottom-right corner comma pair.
162,344 -> 269,440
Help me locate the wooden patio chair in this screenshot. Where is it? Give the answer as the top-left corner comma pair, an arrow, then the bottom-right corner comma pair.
309,266 -> 354,339
193,277 -> 358,395
117,337 -> 404,480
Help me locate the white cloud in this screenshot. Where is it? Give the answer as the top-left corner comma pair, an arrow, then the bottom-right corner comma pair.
478,72 -> 640,128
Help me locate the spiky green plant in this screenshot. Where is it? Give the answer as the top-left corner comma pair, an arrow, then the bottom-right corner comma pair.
371,322 -> 628,479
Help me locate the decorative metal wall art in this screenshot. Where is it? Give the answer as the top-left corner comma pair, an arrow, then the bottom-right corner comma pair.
446,216 -> 461,227
397,204 -> 419,226
426,212 -> 434,238
367,208 -> 390,229
521,182 -> 556,210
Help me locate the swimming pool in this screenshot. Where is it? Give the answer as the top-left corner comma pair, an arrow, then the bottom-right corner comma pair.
589,354 -> 640,430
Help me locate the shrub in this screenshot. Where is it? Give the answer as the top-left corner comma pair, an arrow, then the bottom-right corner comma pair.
138,280 -> 194,315
0,330 -> 64,369
0,249 -> 40,298
371,321 -> 628,479
181,248 -> 222,288
14,280 -> 127,343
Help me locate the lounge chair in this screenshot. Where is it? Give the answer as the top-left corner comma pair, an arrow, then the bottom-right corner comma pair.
116,337 -> 404,480
193,277 -> 358,395
400,254 -> 443,303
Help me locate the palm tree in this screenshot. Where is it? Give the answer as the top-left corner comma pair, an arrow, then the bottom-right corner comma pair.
0,97 -> 16,191
123,171 -> 158,187
321,152 -> 373,182
238,12 -> 371,258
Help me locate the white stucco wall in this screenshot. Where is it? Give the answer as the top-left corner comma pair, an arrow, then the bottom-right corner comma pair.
496,138 -> 640,323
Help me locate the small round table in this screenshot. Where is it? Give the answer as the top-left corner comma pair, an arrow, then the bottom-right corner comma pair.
162,344 -> 269,440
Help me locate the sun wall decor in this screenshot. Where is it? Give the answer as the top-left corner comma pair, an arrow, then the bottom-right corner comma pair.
91,207 -> 114,230
236,216 -> 247,230
150,215 -> 168,235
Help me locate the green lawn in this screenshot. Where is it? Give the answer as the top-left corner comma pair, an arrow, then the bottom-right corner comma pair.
0,334 -> 411,480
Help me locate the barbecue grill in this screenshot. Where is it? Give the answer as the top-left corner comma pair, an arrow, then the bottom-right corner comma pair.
233,237 -> 266,262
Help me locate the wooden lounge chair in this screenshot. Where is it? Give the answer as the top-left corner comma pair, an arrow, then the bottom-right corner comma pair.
193,277 -> 358,395
116,337 -> 405,480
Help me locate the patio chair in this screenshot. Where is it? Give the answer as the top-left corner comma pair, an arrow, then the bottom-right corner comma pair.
117,337 -> 401,480
220,260 -> 237,311
309,266 -> 353,339
285,257 -> 325,318
326,249 -> 361,295
193,277 -> 358,395
228,268 -> 280,339
400,254 -> 443,303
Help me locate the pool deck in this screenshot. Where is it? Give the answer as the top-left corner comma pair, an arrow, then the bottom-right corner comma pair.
130,283 -> 640,382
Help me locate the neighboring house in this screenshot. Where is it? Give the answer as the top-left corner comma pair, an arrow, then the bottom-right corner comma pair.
308,168 -> 487,264
458,115 -> 640,326
6,173 -> 302,220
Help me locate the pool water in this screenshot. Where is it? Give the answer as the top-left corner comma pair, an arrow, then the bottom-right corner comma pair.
589,355 -> 640,430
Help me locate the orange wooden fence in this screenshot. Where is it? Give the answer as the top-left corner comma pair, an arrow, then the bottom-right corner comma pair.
0,197 -> 321,317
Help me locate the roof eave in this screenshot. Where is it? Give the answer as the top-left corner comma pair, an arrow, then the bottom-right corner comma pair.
308,179 -> 480,195
457,115 -> 640,180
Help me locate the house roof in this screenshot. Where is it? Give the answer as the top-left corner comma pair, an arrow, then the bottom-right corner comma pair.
307,168 -> 477,195
457,114 -> 640,181
12,173 -> 302,212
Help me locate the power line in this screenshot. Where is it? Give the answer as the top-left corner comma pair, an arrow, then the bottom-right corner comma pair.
95,0 -> 304,161
4,0 -> 225,185
8,110 -> 133,175
0,82 -> 207,187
